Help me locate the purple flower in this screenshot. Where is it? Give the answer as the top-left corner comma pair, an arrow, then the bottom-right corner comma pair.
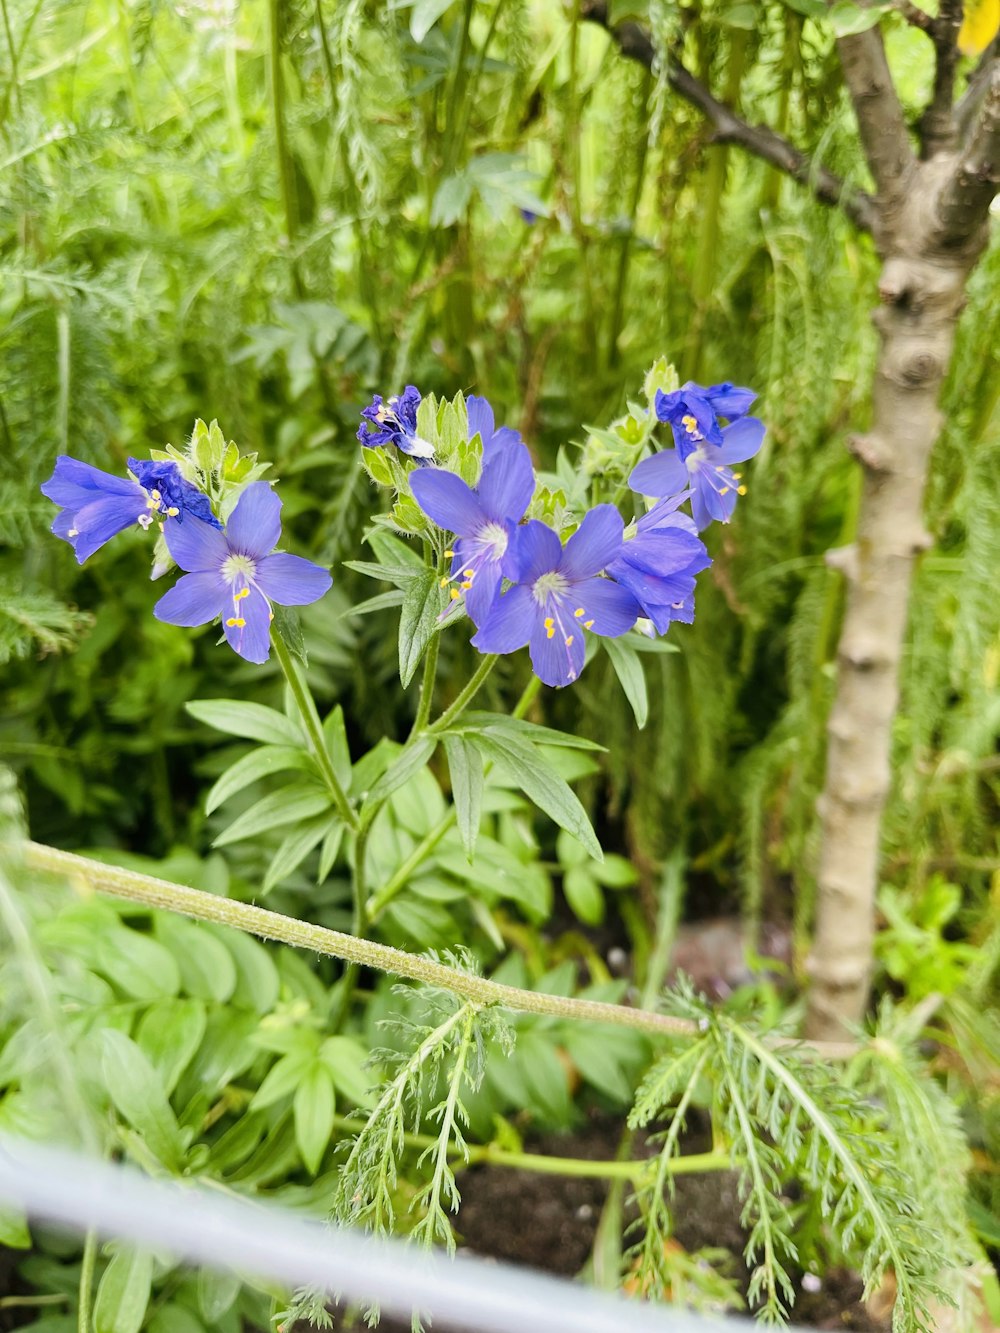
654,380 -> 757,449
607,494 -> 712,632
471,506 -> 640,688
41,455 -> 221,564
629,416 -> 765,531
153,482 -> 332,664
409,440 -> 534,625
466,395 -> 522,455
357,386 -> 434,459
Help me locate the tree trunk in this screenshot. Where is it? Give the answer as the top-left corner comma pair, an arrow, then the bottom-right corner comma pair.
805,176 -> 990,1039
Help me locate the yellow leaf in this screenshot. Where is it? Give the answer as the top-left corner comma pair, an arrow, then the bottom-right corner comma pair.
958,0 -> 1000,56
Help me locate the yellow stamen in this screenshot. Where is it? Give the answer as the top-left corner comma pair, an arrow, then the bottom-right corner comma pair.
733,472 -> 742,480
449,589 -> 460,601
439,577 -> 449,589
543,616 -> 555,640
235,588 -> 250,601
444,549 -> 455,558
226,617 -> 246,628
166,506 -> 179,516
682,414 -> 698,433
719,487 -> 730,497
150,490 -> 161,502
584,619 -> 594,629
564,635 -> 574,647
738,485 -> 748,496
68,528 -> 79,537
460,581 -> 472,590
574,608 -> 585,618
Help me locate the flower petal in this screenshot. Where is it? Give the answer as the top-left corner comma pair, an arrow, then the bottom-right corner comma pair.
463,561 -> 502,626
621,528 -> 710,579
255,553 -> 332,606
690,488 -> 714,532
70,495 -> 149,563
572,576 -> 639,637
716,417 -> 766,464
477,441 -> 534,523
466,395 -> 496,446
560,505 -> 625,581
409,468 -> 485,535
629,450 -> 689,499
223,584 -> 273,664
153,572 -> 228,627
528,616 -> 586,688
696,474 -> 738,525
470,583 -> 533,654
164,513 -> 230,573
510,520 -> 563,583
706,382 -> 756,418
226,482 -> 282,559
41,456 -> 139,508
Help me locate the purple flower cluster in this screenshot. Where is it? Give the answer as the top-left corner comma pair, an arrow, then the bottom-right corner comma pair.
370,379 -> 763,688
41,457 -> 331,665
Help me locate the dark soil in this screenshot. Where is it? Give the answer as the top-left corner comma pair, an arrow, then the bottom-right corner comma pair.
337,1108 -> 890,1333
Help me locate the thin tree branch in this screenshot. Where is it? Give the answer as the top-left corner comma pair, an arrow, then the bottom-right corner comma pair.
921,0 -> 965,156
956,39 -> 1000,141
935,62 -> 1000,243
836,28 -> 914,205
886,0 -> 932,30
579,0 -> 875,232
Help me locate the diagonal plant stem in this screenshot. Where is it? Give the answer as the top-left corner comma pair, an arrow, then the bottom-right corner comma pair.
426,653 -> 499,734
22,840 -> 858,1059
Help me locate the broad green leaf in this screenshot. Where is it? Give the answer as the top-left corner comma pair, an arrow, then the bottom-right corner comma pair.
94,1247 -> 153,1333
197,1270 -> 242,1324
212,781 -> 332,847
410,0 -> 457,43
214,928 -> 280,1013
319,1036 -> 373,1107
250,1050 -> 314,1110
472,732 -> 602,860
98,929 -> 181,1002
0,1204 -> 29,1248
442,734 -> 483,857
317,821 -> 345,882
454,711 -> 604,750
365,735 -> 437,805
271,604 -> 307,665
563,865 -> 605,926
205,745 -> 313,815
135,998 -> 207,1094
603,637 -> 648,729
399,567 -> 444,687
322,705 -> 352,787
828,0 -> 885,34
431,171 -> 475,227
777,0 -> 825,13
154,916 -> 238,1002
186,700 -> 302,747
593,853 -> 638,888
100,1031 -> 184,1170
294,1062 -> 336,1173
149,1305 -> 208,1333
563,1030 -> 634,1103
263,814 -> 334,891
516,1032 -> 573,1123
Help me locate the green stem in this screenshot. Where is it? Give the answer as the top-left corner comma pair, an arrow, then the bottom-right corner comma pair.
267,0 -> 303,296
409,629 -> 440,736
77,1230 -> 97,1333
511,673 -> 542,720
368,812 -> 455,917
426,654 -> 498,734
272,631 -> 358,831
23,841 -> 858,1059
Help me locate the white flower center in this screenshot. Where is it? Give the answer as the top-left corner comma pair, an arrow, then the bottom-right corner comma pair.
222,553 -> 256,582
478,521 -> 508,561
685,447 -> 706,473
531,570 -> 568,606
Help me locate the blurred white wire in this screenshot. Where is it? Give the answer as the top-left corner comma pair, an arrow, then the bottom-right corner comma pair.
0,1135 -> 762,1333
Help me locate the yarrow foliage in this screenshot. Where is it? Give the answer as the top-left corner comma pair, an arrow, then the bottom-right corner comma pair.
40,426 -> 331,664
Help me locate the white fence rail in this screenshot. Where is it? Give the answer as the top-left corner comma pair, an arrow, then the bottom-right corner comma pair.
0,1136 -> 776,1333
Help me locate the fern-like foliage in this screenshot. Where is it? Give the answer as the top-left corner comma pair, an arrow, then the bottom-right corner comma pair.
627,983 -> 953,1330
0,578 -> 93,664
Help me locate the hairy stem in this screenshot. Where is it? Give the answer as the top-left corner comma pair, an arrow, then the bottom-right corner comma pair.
77,1229 -> 96,1333
23,841 -> 856,1058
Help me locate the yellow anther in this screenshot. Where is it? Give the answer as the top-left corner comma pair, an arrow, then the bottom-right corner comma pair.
449,589 -> 460,601
682,415 -> 698,433
733,472 -> 742,480
150,489 -> 161,502
146,497 -> 158,509
444,550 -> 455,558
460,581 -> 472,590
543,617 -> 554,629
565,635 -> 574,647
738,485 -> 748,496
719,486 -> 730,497
235,588 -> 250,601
465,568 -> 475,580
574,608 -> 585,618
166,506 -> 179,516
439,577 -> 450,588
546,626 -> 555,638
226,617 -> 246,628
68,527 -> 79,538
268,612 -> 274,621
584,619 -> 594,629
